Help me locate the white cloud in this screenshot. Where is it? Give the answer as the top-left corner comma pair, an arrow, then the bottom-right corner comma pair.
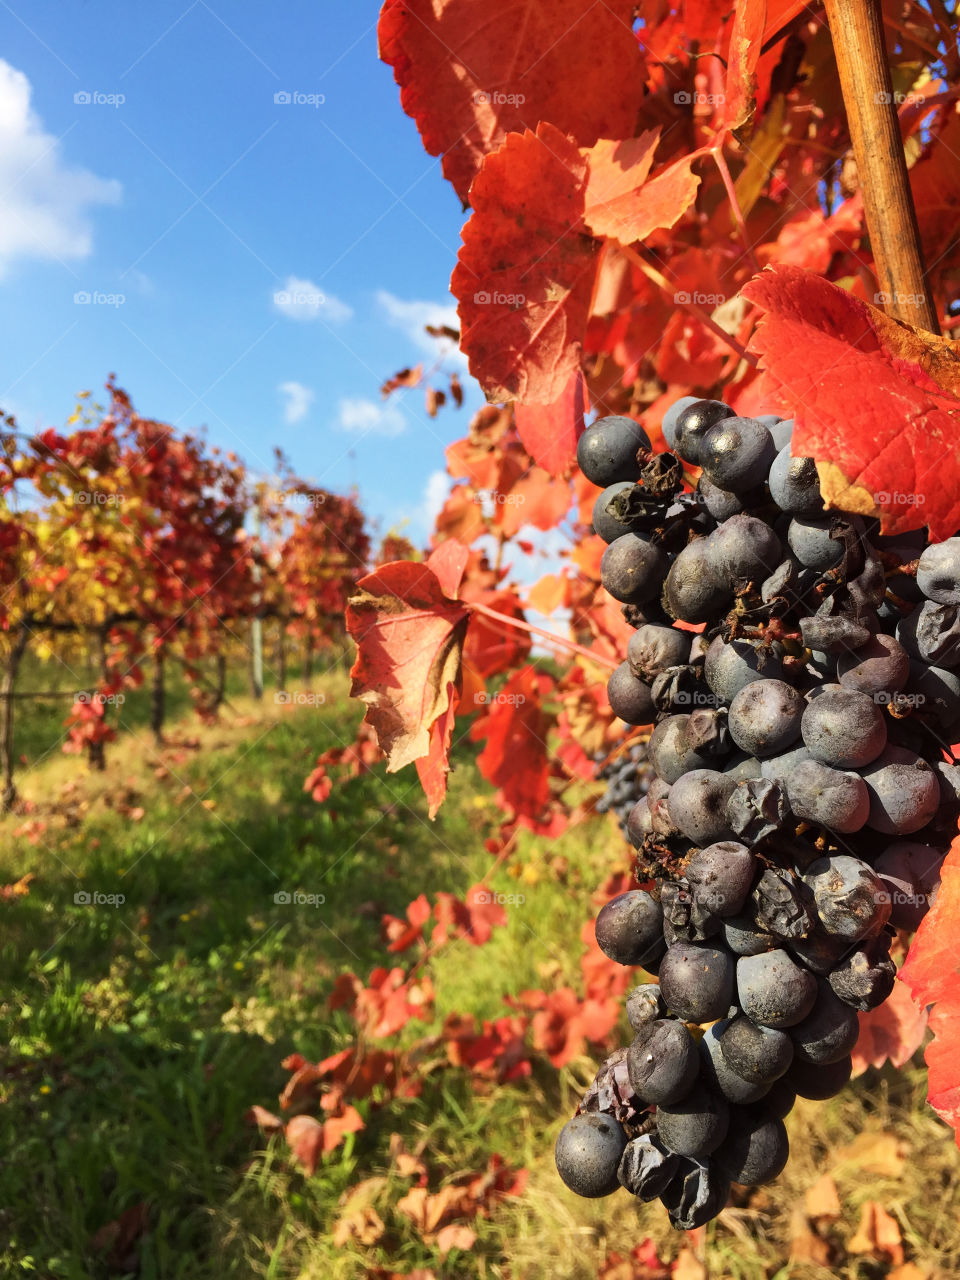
278,380 -> 314,425
424,469 -> 451,525
273,274 -> 352,323
336,396 -> 406,437
375,289 -> 467,367
0,61 -> 121,275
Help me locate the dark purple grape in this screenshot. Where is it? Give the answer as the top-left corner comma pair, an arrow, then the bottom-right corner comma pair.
627,624 -> 690,681
595,891 -> 664,967
784,759 -> 870,833
801,686 -> 887,769
727,777 -> 790,843
860,745 -> 940,835
601,533 -> 669,604
789,980 -> 860,1064
618,1134 -> 682,1201
656,1083 -> 730,1157
660,1159 -> 731,1230
787,516 -> 844,571
719,1016 -> 793,1083
627,1019 -> 700,1105
661,396 -> 701,450
768,444 -> 823,516
728,679 -> 805,757
836,633 -> 910,696
664,538 -> 732,624
625,798 -> 652,848
750,867 -> 816,942
555,1113 -> 628,1197
699,1021 -> 772,1104
705,636 -> 787,703
873,840 -> 944,930
674,399 -> 735,465
708,514 -> 783,587
803,855 -> 891,941
648,715 -> 717,784
607,661 -> 655,725
737,949 -> 817,1028
697,473 -> 745,521
659,942 -> 735,1023
700,417 -> 776,492
723,915 -> 776,957
799,614 -> 870,653
827,935 -> 896,1011
917,537 -> 960,604
784,1054 -> 852,1100
625,982 -> 665,1030
716,1106 -> 790,1186
666,769 -> 736,845
898,601 -> 960,668
577,415 -> 651,487
684,840 -> 755,917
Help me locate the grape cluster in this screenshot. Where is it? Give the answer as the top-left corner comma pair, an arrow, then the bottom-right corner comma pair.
595,739 -> 655,837
556,403 -> 957,1229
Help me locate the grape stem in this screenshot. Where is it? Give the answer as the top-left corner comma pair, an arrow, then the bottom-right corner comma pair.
469,600 -> 620,670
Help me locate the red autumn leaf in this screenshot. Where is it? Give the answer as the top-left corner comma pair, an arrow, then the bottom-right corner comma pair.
495,468 -> 572,537
321,1105 -> 365,1154
581,132 -> 662,243
851,977 -> 929,1077
515,985 -> 619,1067
514,370 -> 586,475
718,0 -> 766,133
383,892 -> 433,952
452,123 -> 599,405
246,1104 -> 284,1133
655,310 -> 731,389
285,1114 -> 325,1175
470,665 -> 552,818
279,1062 -> 324,1111
378,0 -> 646,203
743,264 -> 960,538
901,829 -> 960,1142
347,541 -> 470,774
461,883 -> 508,944
415,680 -> 461,818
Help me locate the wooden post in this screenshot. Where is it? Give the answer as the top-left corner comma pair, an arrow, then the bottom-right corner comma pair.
277,619 -> 288,693
1,626 -> 30,811
88,622 -> 109,771
824,0 -> 940,333
150,647 -> 166,742
214,651 -> 227,710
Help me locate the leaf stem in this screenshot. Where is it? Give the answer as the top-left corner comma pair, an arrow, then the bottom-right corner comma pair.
470,600 -> 620,670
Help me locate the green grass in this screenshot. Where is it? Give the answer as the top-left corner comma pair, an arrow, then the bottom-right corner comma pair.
2,671 -> 959,1279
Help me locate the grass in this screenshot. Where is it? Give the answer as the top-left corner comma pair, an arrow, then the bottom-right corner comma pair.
1,668 -> 959,1278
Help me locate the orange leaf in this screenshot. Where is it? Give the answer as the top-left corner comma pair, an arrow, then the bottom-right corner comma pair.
378,0 -> 647,203
347,541 -> 470,775
285,1115 -> 325,1175
851,977 -> 928,1076
452,123 -> 599,405
744,265 -> 960,538
514,370 -> 585,475
901,828 -> 960,1142
848,1201 -> 904,1266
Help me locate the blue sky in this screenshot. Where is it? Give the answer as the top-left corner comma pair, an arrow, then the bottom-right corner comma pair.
0,0 -> 484,542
